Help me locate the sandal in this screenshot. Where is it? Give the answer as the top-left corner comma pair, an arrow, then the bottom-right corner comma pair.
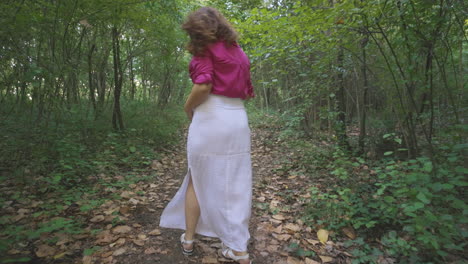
220,243 -> 252,264
180,233 -> 194,256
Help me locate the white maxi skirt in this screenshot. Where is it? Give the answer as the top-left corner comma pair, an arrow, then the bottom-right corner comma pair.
159,94 -> 252,252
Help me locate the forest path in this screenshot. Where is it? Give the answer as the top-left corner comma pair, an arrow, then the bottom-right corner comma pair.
107,125 -> 349,264
1,125 -> 350,264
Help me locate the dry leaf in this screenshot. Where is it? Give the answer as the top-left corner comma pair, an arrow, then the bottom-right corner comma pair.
317,229 -> 329,244
96,230 -> 117,245
342,226 -> 356,239
110,238 -> 126,247
272,225 -> 283,233
101,251 -> 113,258
305,239 -> 320,245
90,215 -> 105,223
144,247 -> 158,254
305,258 -> 320,264
35,244 -> 56,257
272,233 -> 291,241
102,256 -> 113,263
120,191 -> 134,199
272,214 -> 286,221
82,255 -> 93,264
267,244 -> 279,252
284,223 -> 301,232
148,229 -> 161,236
202,256 -> 218,263
112,247 -> 126,256
129,198 -> 139,205
133,239 -> 145,246
53,251 -> 67,259
319,255 -> 333,263
119,206 -> 131,215
287,256 -> 303,264
112,225 -> 132,234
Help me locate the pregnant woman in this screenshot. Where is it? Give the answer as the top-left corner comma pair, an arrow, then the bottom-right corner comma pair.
159,7 -> 255,264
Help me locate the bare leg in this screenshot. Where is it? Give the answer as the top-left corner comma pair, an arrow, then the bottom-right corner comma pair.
184,176 -> 200,250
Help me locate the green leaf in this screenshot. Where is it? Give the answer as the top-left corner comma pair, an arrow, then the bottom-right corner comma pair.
129,146 -> 136,153
416,192 -> 430,204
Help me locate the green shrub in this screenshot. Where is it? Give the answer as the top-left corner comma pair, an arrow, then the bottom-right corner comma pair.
303,141 -> 467,262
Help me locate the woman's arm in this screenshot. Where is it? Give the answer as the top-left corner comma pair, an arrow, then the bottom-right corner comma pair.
184,83 -> 212,120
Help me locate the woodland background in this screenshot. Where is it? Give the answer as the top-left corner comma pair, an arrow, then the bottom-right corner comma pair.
0,0 -> 466,263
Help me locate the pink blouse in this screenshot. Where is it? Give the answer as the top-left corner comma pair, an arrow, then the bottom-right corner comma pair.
189,40 -> 255,99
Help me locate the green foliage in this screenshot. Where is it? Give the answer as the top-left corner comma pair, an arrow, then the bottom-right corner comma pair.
302,140 -> 467,262
0,98 -> 185,259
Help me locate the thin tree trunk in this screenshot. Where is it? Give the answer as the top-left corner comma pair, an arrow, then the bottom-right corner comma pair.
112,26 -> 124,131
358,35 -> 369,154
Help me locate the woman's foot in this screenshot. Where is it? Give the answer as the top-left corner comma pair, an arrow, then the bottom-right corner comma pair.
220,243 -> 252,263
180,233 -> 194,255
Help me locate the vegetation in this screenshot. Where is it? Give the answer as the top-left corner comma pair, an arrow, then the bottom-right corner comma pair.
0,0 -> 466,263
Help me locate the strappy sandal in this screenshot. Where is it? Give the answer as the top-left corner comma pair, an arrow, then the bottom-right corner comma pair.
220,243 -> 253,264
180,233 -> 194,256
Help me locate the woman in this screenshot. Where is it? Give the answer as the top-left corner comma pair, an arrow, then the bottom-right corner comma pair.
159,7 -> 255,264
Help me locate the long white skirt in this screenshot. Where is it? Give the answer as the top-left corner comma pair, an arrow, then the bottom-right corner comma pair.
159,94 -> 252,252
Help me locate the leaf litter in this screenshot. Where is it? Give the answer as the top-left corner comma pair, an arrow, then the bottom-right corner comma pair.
1,126 -> 357,263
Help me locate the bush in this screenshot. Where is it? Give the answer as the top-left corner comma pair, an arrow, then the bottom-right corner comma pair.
303,141 -> 467,263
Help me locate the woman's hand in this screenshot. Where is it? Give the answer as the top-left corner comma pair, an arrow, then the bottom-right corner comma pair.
184,83 -> 212,121
184,106 -> 193,121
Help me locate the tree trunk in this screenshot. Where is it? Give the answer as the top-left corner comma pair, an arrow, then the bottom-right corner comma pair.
358,36 -> 369,154
335,47 -> 350,150
112,26 -> 124,131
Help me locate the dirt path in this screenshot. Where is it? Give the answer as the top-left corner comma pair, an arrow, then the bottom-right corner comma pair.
104,126 -> 349,264
2,126 -> 351,264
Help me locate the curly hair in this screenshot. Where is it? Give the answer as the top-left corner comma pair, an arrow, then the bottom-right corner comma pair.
182,7 -> 239,56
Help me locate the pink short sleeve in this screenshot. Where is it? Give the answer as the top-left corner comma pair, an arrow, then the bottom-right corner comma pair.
189,55 -> 213,84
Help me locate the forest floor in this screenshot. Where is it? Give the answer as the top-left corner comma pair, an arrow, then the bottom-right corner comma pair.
2,125 -> 358,264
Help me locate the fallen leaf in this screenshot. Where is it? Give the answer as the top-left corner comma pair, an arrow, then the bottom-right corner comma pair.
317,229 -> 329,244
148,229 -> 161,236
129,198 -> 139,205
112,247 -> 126,256
110,238 -> 126,247
102,256 -> 113,263
272,214 -> 286,221
35,244 -> 56,258
120,191 -> 133,199
82,255 -> 93,264
53,251 -> 68,259
272,225 -> 283,234
319,255 -> 333,263
305,239 -> 320,245
133,239 -> 145,246
202,256 -> 218,263
112,225 -> 132,234
144,247 -> 158,254
272,233 -> 291,241
305,258 -> 320,264
342,226 -> 356,239
284,223 -> 301,232
96,230 -> 117,245
287,256 -> 303,264
7,249 -> 21,254
119,206 -> 131,215
90,215 -> 105,223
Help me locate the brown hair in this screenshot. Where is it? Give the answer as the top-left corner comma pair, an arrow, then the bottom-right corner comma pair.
182,7 -> 239,56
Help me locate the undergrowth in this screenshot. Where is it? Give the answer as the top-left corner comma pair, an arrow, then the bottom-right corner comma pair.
296,135 -> 467,263
0,99 -> 185,263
